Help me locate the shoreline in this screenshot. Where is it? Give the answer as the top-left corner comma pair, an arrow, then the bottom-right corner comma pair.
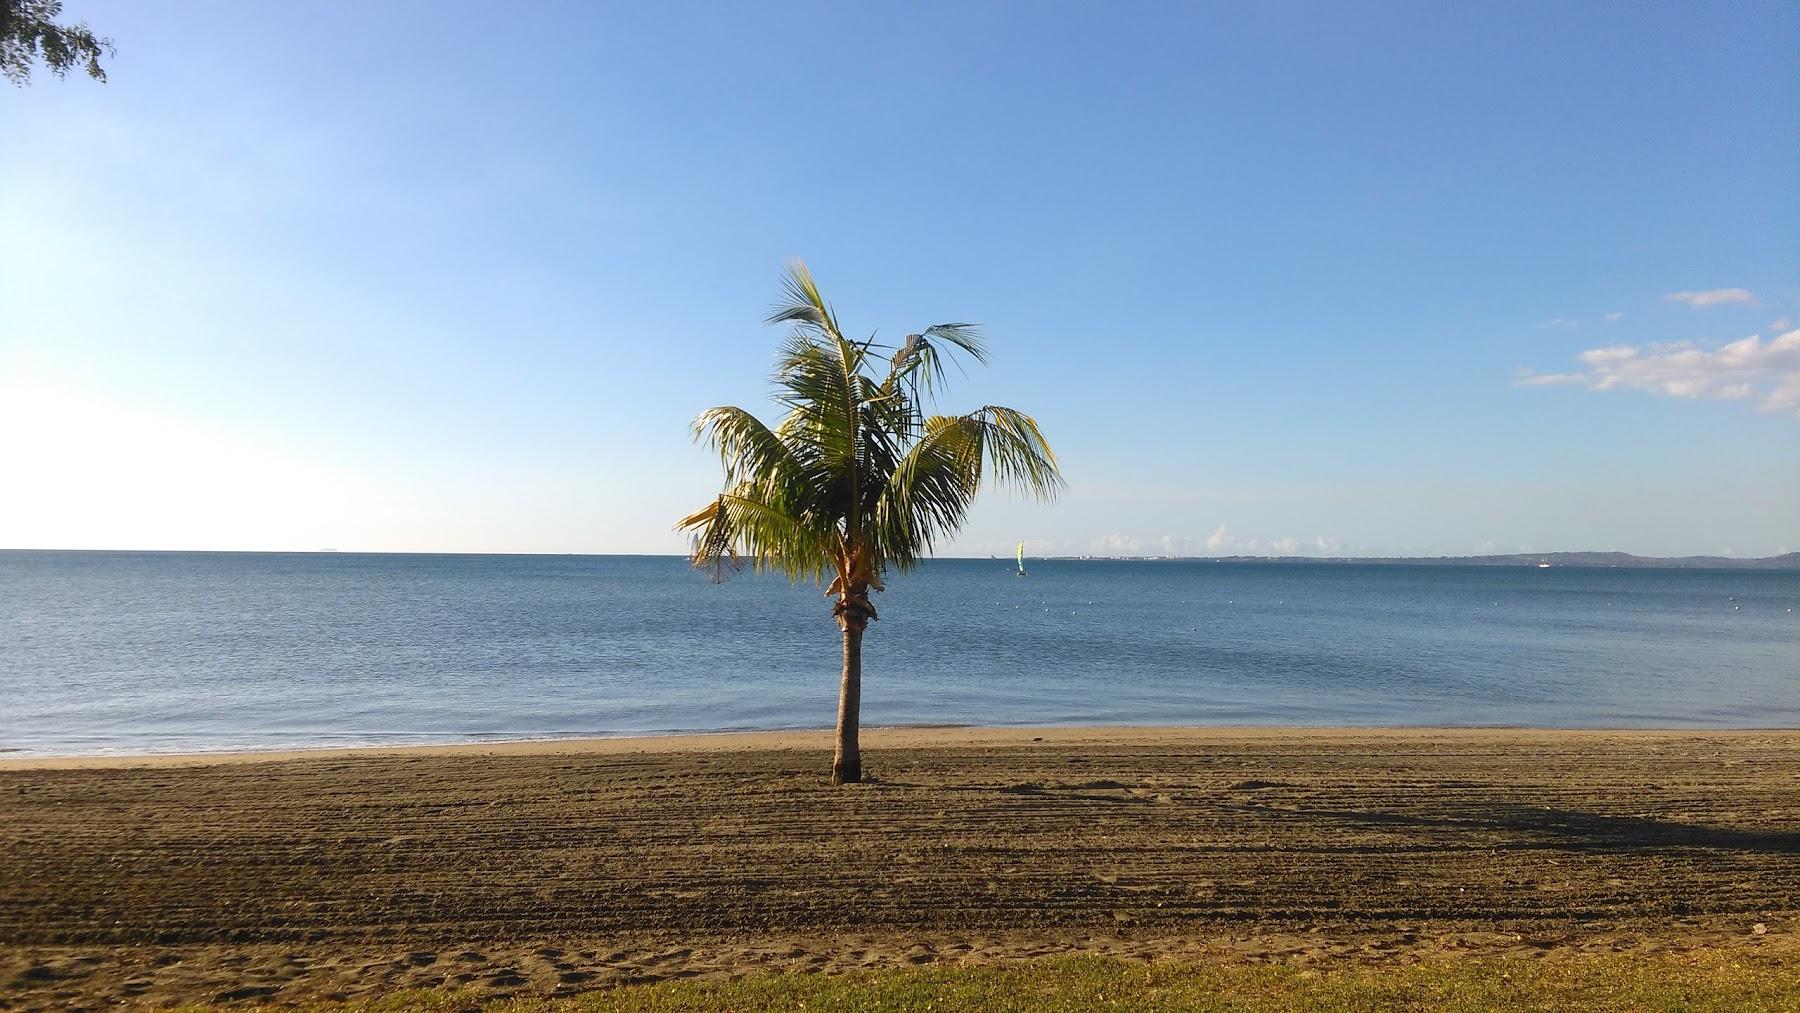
2,722 -> 1791,770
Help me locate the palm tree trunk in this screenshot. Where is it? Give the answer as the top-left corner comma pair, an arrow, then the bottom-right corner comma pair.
832,620 -> 864,784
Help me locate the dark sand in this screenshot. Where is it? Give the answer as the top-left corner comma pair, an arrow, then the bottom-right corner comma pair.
2,727 -> 1795,1009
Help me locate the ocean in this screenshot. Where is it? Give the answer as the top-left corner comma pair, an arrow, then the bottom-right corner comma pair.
2,551 -> 1795,756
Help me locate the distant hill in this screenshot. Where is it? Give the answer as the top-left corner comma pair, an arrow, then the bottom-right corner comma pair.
1171,551 -> 1800,570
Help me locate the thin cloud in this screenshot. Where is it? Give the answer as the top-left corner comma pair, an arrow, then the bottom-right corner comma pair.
1093,532 -> 1144,555
1664,288 -> 1755,308
1517,328 -> 1800,418
1513,368 -> 1583,386
1604,311 -> 1624,322
1198,526 -> 1335,557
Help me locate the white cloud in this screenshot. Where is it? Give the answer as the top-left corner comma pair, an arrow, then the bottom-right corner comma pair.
1093,532 -> 1144,555
1088,527 -> 1343,558
1578,345 -> 1639,365
1515,372 -> 1584,386
1664,288 -> 1755,308
1763,373 -> 1800,416
1517,328 -> 1800,418
1605,311 -> 1625,322
1537,317 -> 1579,329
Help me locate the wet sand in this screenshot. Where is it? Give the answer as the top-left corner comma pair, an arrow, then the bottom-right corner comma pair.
2,727 -> 1796,1008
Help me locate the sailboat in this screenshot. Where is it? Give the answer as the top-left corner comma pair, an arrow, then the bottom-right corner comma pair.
1016,541 -> 1027,577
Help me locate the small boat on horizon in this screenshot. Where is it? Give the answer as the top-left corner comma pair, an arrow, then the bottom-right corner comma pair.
1016,541 -> 1027,577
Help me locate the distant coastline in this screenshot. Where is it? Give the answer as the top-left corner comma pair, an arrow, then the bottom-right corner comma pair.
1049,550 -> 1800,570
3,548 -> 1797,569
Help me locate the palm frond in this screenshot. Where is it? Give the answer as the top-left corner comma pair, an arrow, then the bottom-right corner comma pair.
685,263 -> 1060,592
888,323 -> 987,398
674,495 -> 743,582
919,324 -> 988,363
692,406 -> 794,486
677,486 -> 835,584
872,415 -> 984,568
765,259 -> 840,338
773,336 -> 857,474
959,405 -> 1064,500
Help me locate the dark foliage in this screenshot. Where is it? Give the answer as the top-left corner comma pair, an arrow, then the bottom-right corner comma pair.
2,0 -> 112,85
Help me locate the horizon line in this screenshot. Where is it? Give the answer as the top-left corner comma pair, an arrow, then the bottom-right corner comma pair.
2,547 -> 1794,563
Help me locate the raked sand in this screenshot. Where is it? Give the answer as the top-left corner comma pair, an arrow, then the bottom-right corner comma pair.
2,726 -> 1796,1008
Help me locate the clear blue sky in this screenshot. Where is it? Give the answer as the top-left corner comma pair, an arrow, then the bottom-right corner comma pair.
3,2 -> 1795,557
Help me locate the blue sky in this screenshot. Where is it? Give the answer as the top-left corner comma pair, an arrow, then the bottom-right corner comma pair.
2,1 -> 1795,556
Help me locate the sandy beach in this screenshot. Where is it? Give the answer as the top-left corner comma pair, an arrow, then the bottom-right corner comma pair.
2,726 -> 1795,1008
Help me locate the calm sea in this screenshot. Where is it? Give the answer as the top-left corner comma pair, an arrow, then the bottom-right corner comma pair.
2,551 -> 1796,756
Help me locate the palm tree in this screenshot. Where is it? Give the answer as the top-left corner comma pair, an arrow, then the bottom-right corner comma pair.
678,261 -> 1063,784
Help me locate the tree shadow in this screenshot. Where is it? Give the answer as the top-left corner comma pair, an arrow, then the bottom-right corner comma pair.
852,780 -> 1797,853
1234,801 -> 1800,854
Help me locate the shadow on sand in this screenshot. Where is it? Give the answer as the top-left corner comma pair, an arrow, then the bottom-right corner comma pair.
860,778 -> 1799,854
1229,801 -> 1800,854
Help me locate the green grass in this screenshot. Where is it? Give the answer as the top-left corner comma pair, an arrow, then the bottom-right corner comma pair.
192,950 -> 1800,1012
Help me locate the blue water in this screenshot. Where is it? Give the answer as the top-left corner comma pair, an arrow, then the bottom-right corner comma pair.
2,551 -> 1796,756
